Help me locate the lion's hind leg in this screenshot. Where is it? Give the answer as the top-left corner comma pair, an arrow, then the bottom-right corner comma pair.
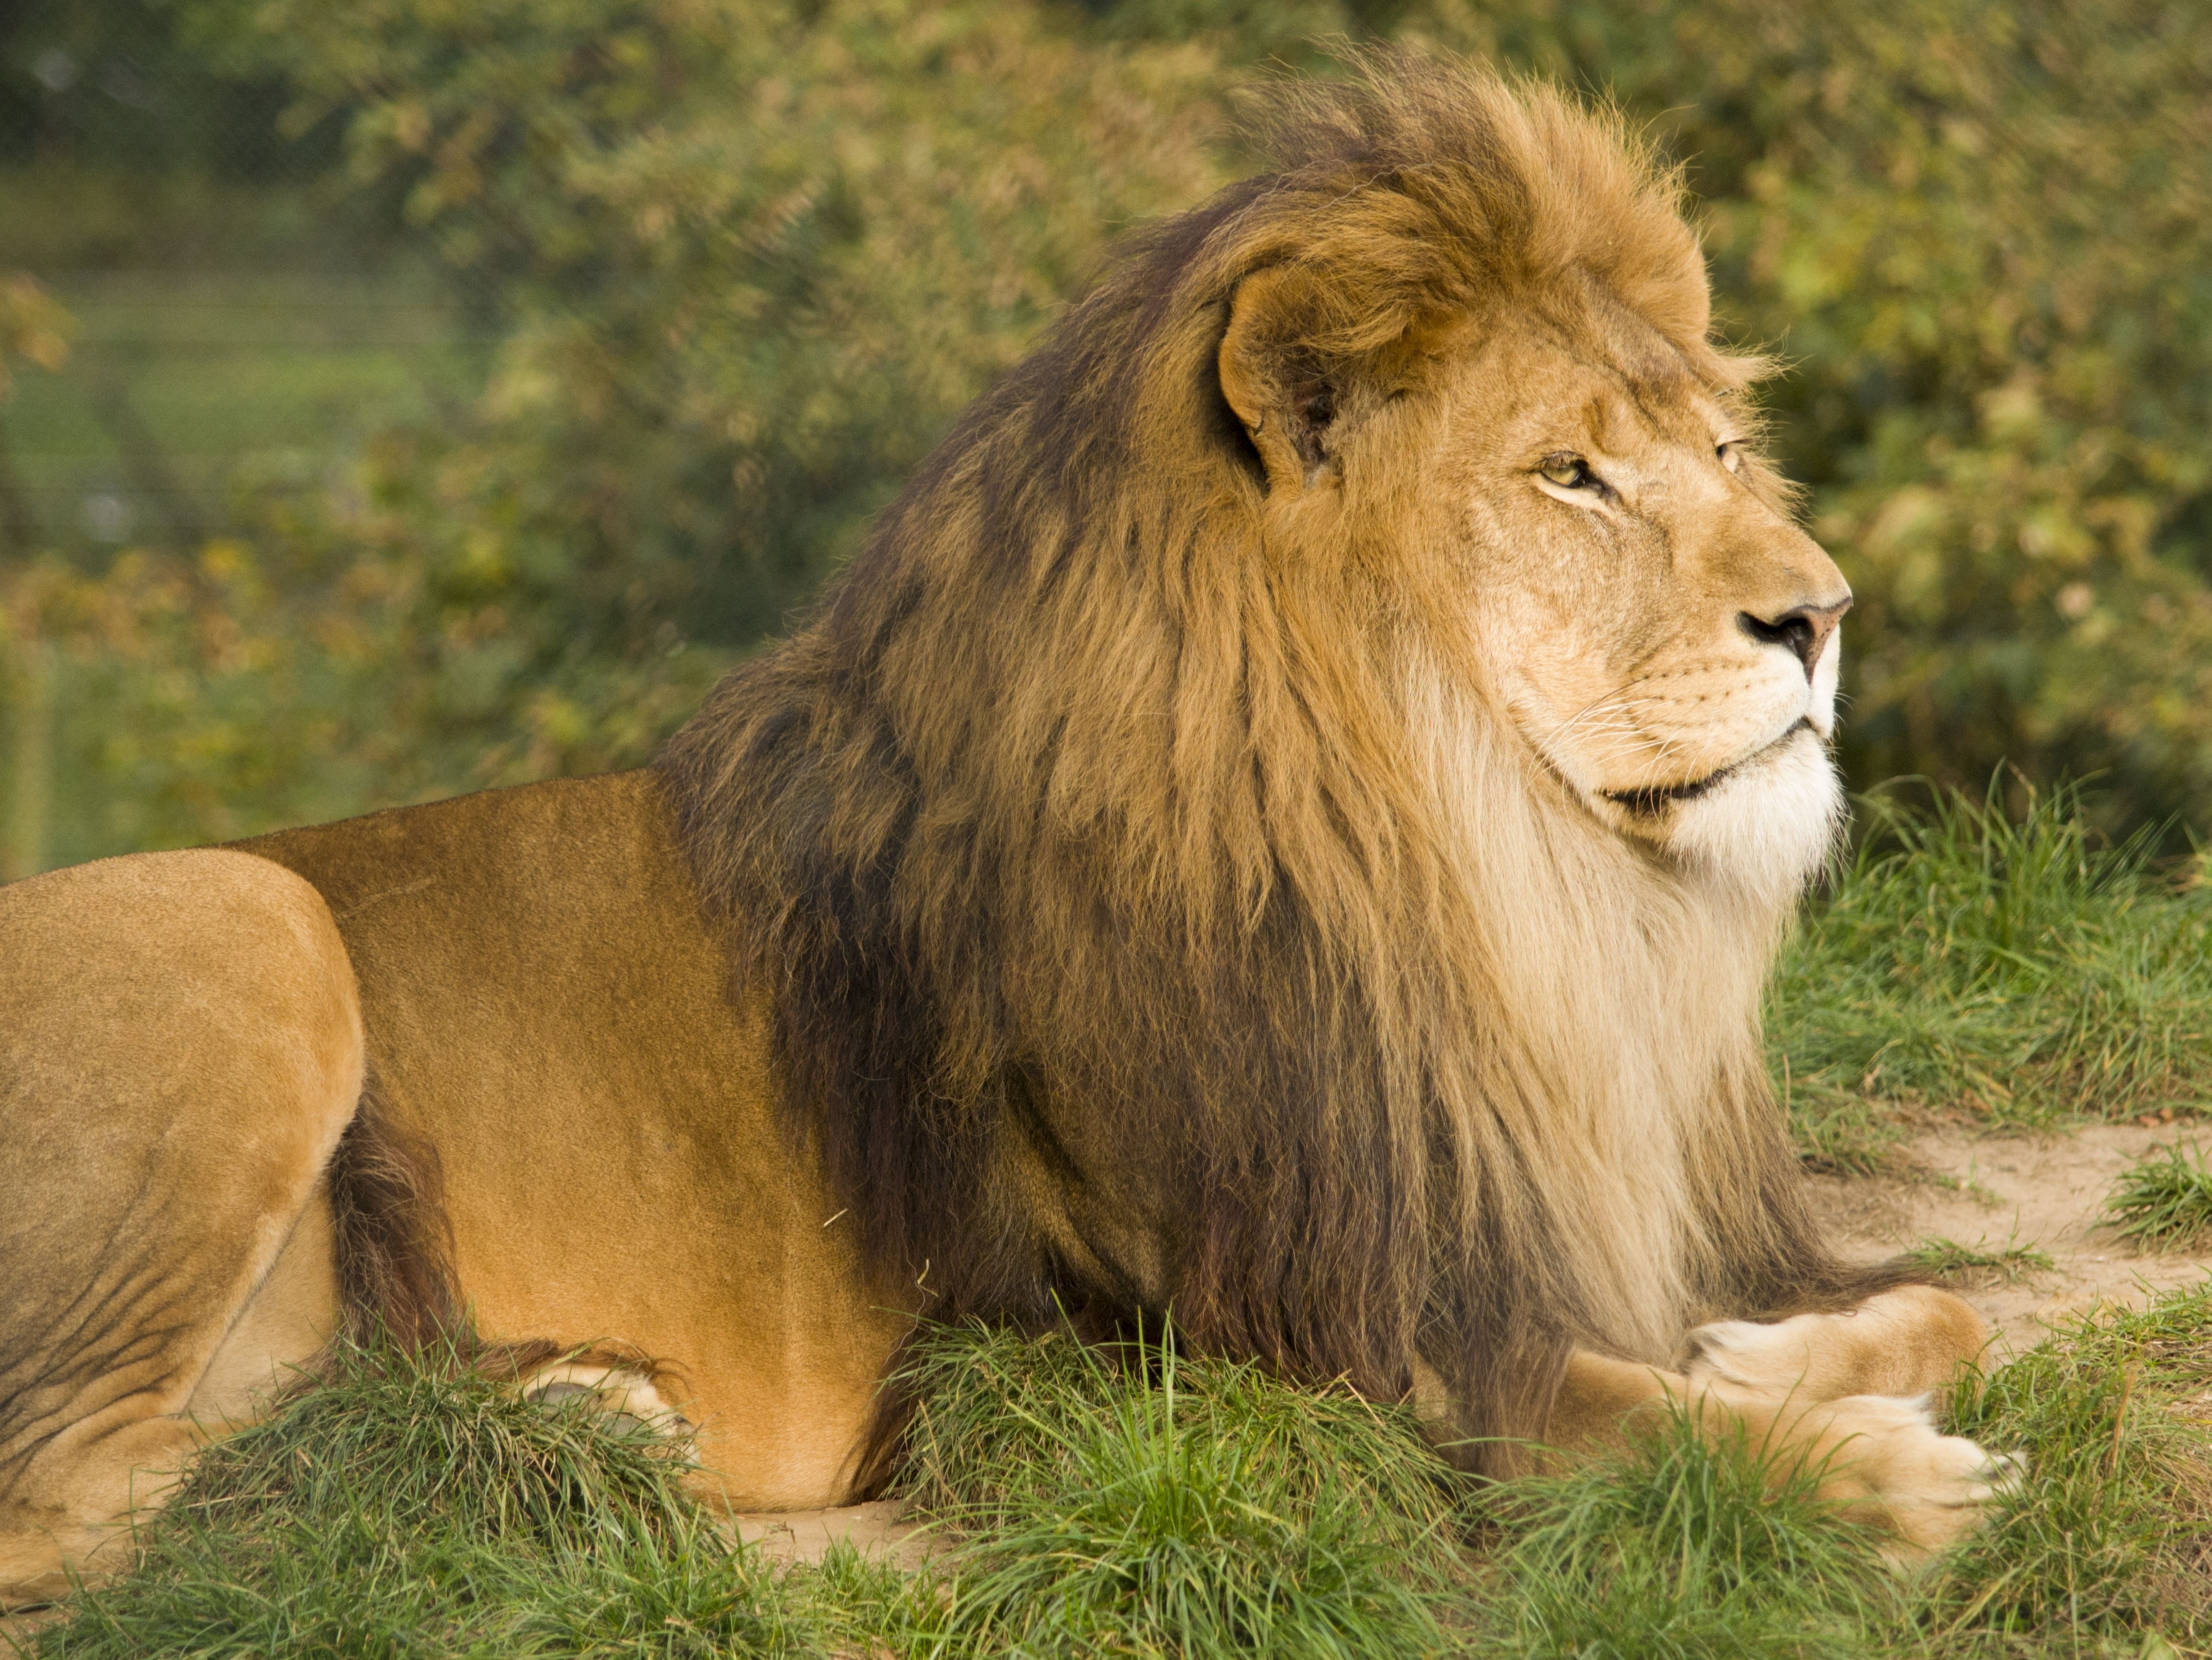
0,850 -> 362,1610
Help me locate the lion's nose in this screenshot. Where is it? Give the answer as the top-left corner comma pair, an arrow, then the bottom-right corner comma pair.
1740,597 -> 1851,681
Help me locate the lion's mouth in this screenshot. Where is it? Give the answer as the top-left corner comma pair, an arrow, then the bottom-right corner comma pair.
1601,719 -> 1813,818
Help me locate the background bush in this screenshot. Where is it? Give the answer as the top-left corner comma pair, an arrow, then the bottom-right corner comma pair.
1,0 -> 2207,869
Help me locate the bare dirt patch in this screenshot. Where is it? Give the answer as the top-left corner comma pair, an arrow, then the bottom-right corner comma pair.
726,1499 -> 932,1568
1807,1120 -> 2212,1354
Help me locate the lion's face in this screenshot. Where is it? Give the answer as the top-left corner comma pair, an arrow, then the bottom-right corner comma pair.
1444,297 -> 1851,896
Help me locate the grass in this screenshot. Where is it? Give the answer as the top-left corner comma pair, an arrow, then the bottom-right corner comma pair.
1922,1288 -> 2212,1644
894,1321 -> 1465,1657
16,1334 -> 945,1659
24,1291 -> 2212,1659
2105,1143 -> 2212,1252
1902,1236 -> 2058,1287
1468,1288 -> 2212,1658
1468,1404 -> 1904,1659
1770,780 -> 2212,1169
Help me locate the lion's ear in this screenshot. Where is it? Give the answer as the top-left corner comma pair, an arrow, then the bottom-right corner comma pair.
1219,266 -> 1342,495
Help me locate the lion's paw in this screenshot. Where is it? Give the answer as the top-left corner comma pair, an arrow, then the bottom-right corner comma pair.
1684,1288 -> 1994,1404
523,1363 -> 692,1440
1803,1393 -> 2023,1561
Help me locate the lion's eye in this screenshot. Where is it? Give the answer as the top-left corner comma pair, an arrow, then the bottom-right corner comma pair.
1538,453 -> 1597,490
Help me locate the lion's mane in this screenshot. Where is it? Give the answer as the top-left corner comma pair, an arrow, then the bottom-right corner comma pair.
659,53 -> 1877,1481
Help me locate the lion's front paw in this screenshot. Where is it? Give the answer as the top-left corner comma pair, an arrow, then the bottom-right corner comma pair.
1802,1393 -> 2023,1561
1684,1288 -> 1994,1404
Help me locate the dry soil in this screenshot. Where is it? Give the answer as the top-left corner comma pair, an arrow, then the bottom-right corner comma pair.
1807,1119 -> 2212,1354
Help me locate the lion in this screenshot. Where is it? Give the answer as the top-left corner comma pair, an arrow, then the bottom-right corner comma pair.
0,55 -> 2013,1609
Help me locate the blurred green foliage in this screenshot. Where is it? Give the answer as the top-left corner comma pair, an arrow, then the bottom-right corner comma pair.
1,0 -> 2208,861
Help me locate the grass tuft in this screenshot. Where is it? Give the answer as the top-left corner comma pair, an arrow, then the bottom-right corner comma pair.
1469,1402 -> 1901,1659
2103,1142 -> 2212,1252
1469,1285 -> 2212,1658
1923,1284 -> 2212,1644
895,1318 -> 1463,1658
1902,1236 -> 2057,1287
1770,780 -> 2212,1158
27,1334 -> 822,1659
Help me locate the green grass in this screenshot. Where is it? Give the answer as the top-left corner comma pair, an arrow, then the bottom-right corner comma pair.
1901,1236 -> 2058,1287
1467,1404 -> 1903,1659
1770,780 -> 2212,1168
894,1321 -> 1465,1657
1465,1288 -> 2212,1658
1923,1288 -> 2212,1644
2105,1143 -> 2212,1252
19,1336 -> 942,1659
25,1293 -> 2212,1659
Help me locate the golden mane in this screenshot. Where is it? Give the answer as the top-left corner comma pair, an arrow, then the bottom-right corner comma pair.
657,52 -> 1880,1482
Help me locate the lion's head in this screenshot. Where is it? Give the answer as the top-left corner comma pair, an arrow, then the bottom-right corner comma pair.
1208,68 -> 1851,907
661,52 -> 1870,1481
1421,295 -> 1849,894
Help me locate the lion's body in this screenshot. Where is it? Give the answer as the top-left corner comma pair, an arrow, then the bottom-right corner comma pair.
2,56 -> 2013,1609
0,776 -> 899,1599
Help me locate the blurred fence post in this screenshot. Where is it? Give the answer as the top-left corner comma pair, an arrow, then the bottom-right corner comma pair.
3,630 -> 53,882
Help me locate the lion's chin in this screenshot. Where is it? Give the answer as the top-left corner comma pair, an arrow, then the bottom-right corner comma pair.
1658,726 -> 1844,907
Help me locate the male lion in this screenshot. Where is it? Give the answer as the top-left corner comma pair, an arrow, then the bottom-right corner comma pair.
1,56 -> 2011,1607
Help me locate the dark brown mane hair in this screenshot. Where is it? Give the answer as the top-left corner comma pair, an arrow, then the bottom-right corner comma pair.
657,50 -> 1880,1483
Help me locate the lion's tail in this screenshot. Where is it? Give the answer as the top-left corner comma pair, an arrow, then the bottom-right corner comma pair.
326,1065 -> 467,1351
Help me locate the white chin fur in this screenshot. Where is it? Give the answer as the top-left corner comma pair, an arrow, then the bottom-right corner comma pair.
1666,729 -> 1843,906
